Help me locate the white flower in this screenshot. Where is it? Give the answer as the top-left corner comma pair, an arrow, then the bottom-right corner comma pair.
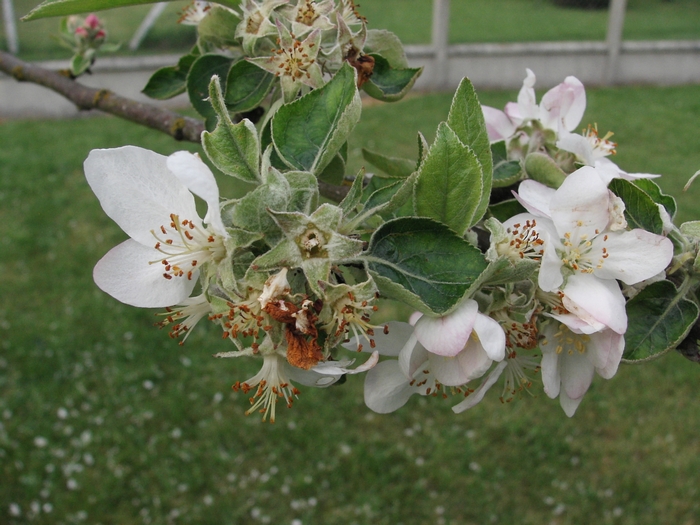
84,146 -> 228,308
178,1 -> 211,25
515,168 -> 673,331
361,301 -> 506,414
540,322 -> 625,417
482,69 -> 586,143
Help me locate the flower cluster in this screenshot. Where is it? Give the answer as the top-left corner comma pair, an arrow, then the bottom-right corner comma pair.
57,13 -> 120,77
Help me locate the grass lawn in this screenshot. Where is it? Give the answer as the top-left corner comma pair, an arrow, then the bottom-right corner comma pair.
1,83 -> 700,524
2,0 -> 699,61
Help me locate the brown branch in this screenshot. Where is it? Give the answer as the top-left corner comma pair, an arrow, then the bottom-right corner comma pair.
0,51 -> 348,200
0,50 -> 204,142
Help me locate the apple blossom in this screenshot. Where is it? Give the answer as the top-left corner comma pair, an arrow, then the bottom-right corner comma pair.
84,146 -> 229,308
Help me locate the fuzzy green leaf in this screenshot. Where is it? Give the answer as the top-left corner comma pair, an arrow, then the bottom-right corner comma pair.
362,54 -> 422,102
143,51 -> 199,100
201,76 -> 260,183
623,280 -> 699,362
225,60 -> 275,113
187,54 -> 234,119
363,217 -> 488,315
272,63 -> 361,176
609,178 -> 664,235
362,148 -> 415,179
23,0 -> 240,20
414,122 -> 483,234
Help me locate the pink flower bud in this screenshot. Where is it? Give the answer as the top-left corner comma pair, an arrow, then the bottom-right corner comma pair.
85,13 -> 101,29
74,26 -> 88,37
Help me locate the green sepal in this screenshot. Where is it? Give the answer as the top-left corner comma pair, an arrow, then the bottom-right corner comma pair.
414,122 -> 484,235
284,171 -> 319,215
225,60 -> 275,113
362,148 -> 415,179
272,63 -> 361,176
201,76 -> 260,184
196,5 -> 241,50
609,178 -> 664,235
362,54 -> 422,102
362,217 -> 489,315
622,280 -> 699,362
143,50 -> 200,100
446,77 -> 493,223
187,54 -> 234,119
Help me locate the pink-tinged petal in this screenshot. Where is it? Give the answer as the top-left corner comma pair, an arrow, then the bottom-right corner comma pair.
398,333 -> 429,378
166,152 -> 228,238
84,146 -> 198,247
550,167 -> 610,238
451,361 -> 508,413
514,179 -> 555,218
364,360 -> 414,413
547,311 -> 605,335
414,300 -> 478,357
429,340 -> 492,386
409,311 -> 423,326
562,274 -> 627,334
538,237 -> 565,292
481,106 -> 516,142
589,330 -> 625,379
511,68 -> 538,123
559,388 -> 585,417
540,351 -> 561,399
472,313 -> 506,361
93,239 -> 197,308
560,349 -> 595,400
540,76 -> 586,132
594,229 -> 673,285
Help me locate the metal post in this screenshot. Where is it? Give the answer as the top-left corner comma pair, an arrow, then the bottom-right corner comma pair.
129,2 -> 168,51
2,0 -> 19,54
605,0 -> 627,85
431,0 -> 450,90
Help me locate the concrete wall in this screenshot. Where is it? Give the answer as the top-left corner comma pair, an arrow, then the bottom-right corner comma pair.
1,41 -> 699,118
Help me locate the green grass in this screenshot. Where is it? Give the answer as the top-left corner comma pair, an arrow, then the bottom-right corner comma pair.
2,0 -> 699,61
1,84 -> 700,524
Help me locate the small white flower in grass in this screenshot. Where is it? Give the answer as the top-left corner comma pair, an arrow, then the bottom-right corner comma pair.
84,146 -> 229,308
539,322 -> 625,416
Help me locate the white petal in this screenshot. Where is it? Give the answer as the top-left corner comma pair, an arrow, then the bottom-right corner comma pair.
84,146 -> 198,247
560,349 -> 595,401
343,321 -> 412,357
398,334 -> 429,378
538,234 -> 565,292
550,167 -> 610,239
472,313 -> 506,361
556,131 -> 594,165
310,351 -> 379,376
167,151 -> 228,238
539,329 -> 561,399
589,330 -> 625,379
452,361 -> 508,413
481,106 -> 516,142
559,388 -> 585,417
540,75 -> 586,132
562,274 -> 627,334
363,360 -> 414,414
93,239 -> 197,308
594,230 -> 673,285
429,340 -> 492,386
414,300 -> 478,357
514,180 -> 555,218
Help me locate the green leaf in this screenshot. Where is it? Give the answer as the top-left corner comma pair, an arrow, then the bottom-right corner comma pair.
364,29 -> 409,68
23,0 -> 240,20
318,152 -> 346,185
524,152 -> 565,188
491,140 -> 507,164
143,51 -> 199,100
272,63 -> 361,176
680,221 -> 700,239
622,280 -> 699,362
361,148 -> 415,179
225,60 -> 275,113
446,77 -> 492,222
339,168 -> 366,216
363,217 -> 489,315
633,178 -> 676,219
414,122 -> 483,234
201,76 -> 260,184
197,6 -> 240,49
492,160 -> 523,188
187,54 -> 234,119
609,178 -> 664,235
362,54 -> 422,102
